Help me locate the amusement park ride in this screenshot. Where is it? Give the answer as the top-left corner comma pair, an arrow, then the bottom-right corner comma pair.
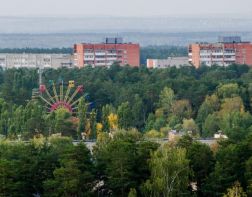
33,68 -> 86,114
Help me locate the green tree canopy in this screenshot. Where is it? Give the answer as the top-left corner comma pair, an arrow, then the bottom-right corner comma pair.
142,146 -> 190,197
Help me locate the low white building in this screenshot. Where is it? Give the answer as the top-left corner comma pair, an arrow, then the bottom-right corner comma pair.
214,132 -> 228,139
0,53 -> 74,69
147,57 -> 189,68
168,130 -> 184,141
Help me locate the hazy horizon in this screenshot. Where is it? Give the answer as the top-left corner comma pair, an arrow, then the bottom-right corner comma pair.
0,16 -> 252,34
0,0 -> 251,48
0,0 -> 251,35
1,14 -> 252,19
1,0 -> 252,17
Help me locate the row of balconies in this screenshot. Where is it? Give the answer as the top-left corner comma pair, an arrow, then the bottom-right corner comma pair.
85,52 -> 122,55
199,51 -> 235,54
85,57 -> 118,61
85,54 -> 122,58
201,58 -> 236,61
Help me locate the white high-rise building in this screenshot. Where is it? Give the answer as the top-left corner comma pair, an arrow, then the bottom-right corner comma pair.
0,54 -> 74,69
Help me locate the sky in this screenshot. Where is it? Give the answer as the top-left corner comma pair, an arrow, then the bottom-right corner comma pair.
1,0 -> 252,17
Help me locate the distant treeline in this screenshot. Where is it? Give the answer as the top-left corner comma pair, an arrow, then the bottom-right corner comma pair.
0,46 -> 188,65
0,47 -> 73,54
140,45 -> 188,64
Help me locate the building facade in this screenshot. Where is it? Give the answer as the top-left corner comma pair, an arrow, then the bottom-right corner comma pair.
73,38 -> 140,68
147,57 -> 189,68
189,37 -> 252,68
0,53 -> 73,69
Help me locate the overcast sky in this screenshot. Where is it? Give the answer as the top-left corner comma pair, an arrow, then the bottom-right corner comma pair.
1,0 -> 252,17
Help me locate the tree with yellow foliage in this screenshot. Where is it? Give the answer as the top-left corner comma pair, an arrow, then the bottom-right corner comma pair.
108,113 -> 118,131
96,123 -> 103,139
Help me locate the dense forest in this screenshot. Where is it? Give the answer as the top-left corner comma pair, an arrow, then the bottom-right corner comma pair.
0,64 -> 252,196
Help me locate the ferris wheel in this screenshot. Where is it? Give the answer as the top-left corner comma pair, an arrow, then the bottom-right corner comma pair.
39,80 -> 84,114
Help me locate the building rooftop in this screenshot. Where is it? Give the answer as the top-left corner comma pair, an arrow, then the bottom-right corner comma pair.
78,37 -> 138,45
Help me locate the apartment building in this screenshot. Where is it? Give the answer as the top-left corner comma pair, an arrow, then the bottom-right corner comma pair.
73,38 -> 140,68
0,54 -> 74,69
189,37 -> 252,68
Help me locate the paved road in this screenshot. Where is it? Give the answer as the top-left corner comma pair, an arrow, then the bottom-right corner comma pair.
74,138 -> 217,150
6,138 -> 217,151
